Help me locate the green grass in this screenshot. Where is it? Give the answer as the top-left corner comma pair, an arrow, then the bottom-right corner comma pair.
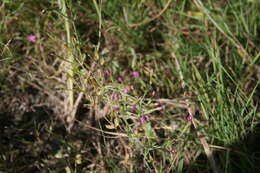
0,0 -> 259,172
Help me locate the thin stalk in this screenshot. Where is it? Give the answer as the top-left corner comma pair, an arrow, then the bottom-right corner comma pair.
92,0 -> 102,53
58,0 -> 74,124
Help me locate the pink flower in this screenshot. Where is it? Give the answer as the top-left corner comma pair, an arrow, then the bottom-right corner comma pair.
113,107 -> 120,111
27,34 -> 36,43
123,87 -> 130,93
151,90 -> 156,96
111,93 -> 122,100
131,105 -> 138,111
117,76 -> 124,82
139,115 -> 148,124
186,114 -> 193,121
123,85 -> 134,93
104,69 -> 112,75
172,139 -> 177,143
131,71 -> 140,78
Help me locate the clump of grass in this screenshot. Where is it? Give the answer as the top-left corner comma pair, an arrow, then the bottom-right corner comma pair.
0,0 -> 259,172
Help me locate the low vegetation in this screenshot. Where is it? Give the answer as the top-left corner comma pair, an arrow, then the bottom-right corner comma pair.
0,0 -> 259,172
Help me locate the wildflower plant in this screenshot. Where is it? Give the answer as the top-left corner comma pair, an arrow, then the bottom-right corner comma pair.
1,0 -> 259,172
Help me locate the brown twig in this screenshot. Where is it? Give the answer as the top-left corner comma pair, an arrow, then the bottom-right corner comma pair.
66,92 -> 84,131
75,119 -> 128,137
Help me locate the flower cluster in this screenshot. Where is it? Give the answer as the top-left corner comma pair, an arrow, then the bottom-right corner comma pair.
111,93 -> 122,100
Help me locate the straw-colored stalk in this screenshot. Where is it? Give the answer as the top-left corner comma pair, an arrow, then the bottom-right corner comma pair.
58,0 -> 74,127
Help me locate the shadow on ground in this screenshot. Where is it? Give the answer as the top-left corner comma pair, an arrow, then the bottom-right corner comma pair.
185,124 -> 260,173
0,105 -> 107,173
1,105 -> 260,173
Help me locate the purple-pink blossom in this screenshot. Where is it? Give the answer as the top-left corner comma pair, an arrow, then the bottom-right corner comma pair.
151,90 -> 156,96
111,93 -> 122,100
131,105 -> 138,111
123,85 -> 134,93
104,69 -> 112,75
172,139 -> 177,143
117,76 -> 124,82
186,114 -> 193,121
112,107 -> 120,111
27,34 -> 36,43
131,71 -> 140,78
139,115 -> 148,124
123,87 -> 130,93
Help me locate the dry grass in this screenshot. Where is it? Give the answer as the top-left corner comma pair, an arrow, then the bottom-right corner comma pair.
0,0 -> 259,172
